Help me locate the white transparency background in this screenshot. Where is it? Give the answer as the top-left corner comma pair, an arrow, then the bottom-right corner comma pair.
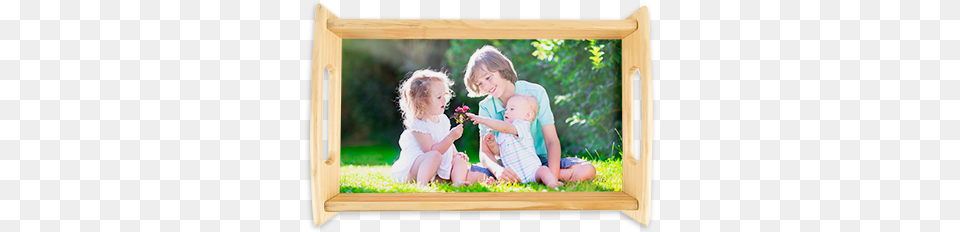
3,0 -> 959,232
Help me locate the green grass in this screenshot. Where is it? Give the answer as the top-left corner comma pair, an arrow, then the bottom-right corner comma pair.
341,146 -> 401,166
340,157 -> 623,193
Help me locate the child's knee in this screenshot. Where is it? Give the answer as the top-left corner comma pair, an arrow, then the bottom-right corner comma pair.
467,170 -> 486,179
422,151 -> 443,164
538,166 -> 551,173
536,166 -> 552,177
424,151 -> 442,159
574,164 -> 597,180
453,157 -> 468,166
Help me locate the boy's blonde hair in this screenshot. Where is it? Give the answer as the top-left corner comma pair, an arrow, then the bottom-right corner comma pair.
398,69 -> 454,128
463,45 -> 519,97
508,94 -> 539,120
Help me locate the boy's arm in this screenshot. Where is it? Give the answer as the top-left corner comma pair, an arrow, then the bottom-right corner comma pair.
542,124 -> 562,179
466,113 -> 518,135
480,136 -> 499,157
478,129 -> 520,183
482,132 -> 500,157
478,133 -> 499,167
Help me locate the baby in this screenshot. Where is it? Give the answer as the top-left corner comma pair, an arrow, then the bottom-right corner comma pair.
467,94 -> 563,188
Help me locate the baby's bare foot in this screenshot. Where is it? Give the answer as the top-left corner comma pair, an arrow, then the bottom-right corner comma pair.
546,181 -> 564,188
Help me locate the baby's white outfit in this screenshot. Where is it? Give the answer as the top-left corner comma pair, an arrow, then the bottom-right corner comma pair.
390,116 -> 455,183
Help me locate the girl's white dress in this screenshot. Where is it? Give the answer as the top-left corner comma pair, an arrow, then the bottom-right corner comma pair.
390,116 -> 455,183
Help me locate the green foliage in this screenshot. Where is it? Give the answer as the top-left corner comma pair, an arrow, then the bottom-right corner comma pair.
341,39 -> 452,147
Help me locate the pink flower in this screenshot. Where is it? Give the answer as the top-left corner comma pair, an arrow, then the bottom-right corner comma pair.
451,104 -> 471,124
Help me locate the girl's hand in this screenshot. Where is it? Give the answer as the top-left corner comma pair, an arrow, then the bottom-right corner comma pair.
454,152 -> 469,162
449,124 -> 464,140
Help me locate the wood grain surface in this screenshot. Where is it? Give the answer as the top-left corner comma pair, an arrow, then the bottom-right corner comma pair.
326,192 -> 638,212
327,19 -> 637,39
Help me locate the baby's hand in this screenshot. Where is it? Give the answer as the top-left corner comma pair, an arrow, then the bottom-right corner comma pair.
466,113 -> 486,126
449,124 -> 464,140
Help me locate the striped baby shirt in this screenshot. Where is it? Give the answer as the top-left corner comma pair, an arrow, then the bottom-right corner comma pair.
496,120 -> 541,183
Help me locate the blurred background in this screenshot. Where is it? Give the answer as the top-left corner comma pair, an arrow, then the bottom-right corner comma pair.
340,39 -> 623,166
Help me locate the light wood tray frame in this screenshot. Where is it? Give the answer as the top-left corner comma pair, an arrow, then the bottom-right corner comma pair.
310,4 -> 652,226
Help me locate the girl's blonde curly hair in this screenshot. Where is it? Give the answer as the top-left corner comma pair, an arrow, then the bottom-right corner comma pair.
397,69 -> 454,128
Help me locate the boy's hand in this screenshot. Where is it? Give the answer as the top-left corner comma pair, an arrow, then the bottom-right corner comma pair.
449,124 -> 464,140
493,166 -> 520,184
483,132 -> 496,147
482,131 -> 500,156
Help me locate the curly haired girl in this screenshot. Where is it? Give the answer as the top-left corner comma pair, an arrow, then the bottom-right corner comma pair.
391,69 -> 493,186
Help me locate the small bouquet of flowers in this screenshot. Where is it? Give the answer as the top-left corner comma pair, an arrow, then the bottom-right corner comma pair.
451,105 -> 470,124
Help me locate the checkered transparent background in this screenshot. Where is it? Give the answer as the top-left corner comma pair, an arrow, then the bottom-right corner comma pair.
2,0 -> 957,231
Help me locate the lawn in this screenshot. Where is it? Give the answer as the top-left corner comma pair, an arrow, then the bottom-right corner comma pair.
340,146 -> 623,193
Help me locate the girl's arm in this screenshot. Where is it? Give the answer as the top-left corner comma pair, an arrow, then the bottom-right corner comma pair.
541,124 -> 562,179
466,113 -> 517,135
412,124 -> 463,154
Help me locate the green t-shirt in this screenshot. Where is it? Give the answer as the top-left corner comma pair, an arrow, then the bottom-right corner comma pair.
477,81 -> 555,158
